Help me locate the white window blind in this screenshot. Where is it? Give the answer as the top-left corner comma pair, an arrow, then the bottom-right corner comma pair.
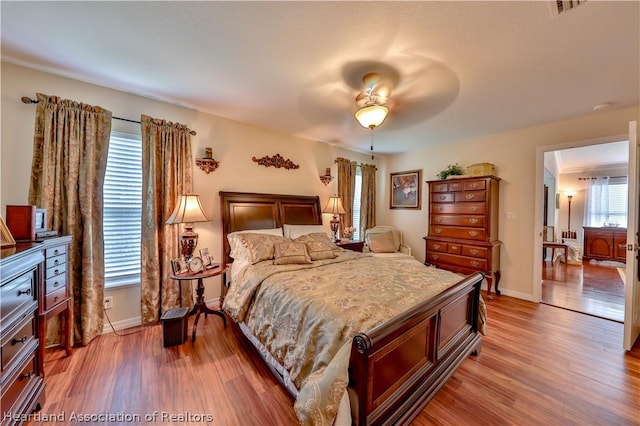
103,132 -> 142,288
584,176 -> 628,227
352,166 -> 362,240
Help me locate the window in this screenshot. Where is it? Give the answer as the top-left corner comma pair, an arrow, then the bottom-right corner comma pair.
352,166 -> 362,240
584,176 -> 628,228
103,132 -> 142,288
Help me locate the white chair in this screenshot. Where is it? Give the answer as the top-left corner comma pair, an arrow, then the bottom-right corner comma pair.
364,226 -> 413,259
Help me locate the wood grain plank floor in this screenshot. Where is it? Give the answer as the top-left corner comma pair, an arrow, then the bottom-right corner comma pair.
33,294 -> 640,425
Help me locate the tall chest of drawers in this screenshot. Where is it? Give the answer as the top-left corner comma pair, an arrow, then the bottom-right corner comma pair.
1,243 -> 45,424
424,176 -> 501,297
37,236 -> 73,373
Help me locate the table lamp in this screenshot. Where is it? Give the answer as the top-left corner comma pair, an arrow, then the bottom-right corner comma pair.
323,195 -> 346,242
165,194 -> 210,259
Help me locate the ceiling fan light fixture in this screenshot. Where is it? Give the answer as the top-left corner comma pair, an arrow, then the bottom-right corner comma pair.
355,104 -> 389,129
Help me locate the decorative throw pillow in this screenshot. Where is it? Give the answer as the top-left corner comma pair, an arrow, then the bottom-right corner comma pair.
229,233 -> 288,264
305,240 -> 337,261
294,232 -> 340,250
367,229 -> 397,253
273,242 -> 312,265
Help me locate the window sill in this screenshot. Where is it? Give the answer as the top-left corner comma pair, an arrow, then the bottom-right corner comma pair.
105,276 -> 141,289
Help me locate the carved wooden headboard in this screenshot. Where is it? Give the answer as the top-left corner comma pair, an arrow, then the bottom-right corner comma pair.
219,191 -> 323,265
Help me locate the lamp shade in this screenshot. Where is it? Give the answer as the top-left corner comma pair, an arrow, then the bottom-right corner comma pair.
355,105 -> 389,129
323,196 -> 346,215
166,194 -> 210,224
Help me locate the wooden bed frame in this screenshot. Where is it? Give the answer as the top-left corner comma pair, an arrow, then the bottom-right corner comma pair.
219,191 -> 483,425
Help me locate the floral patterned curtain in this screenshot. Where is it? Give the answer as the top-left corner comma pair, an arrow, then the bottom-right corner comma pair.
28,92 -> 112,346
140,114 -> 194,324
360,163 -> 377,233
335,157 -> 357,231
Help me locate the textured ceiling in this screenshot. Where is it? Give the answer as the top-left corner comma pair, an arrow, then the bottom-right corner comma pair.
2,1 -> 639,155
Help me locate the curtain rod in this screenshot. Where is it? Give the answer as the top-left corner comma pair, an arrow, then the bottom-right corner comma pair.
21,96 -> 196,135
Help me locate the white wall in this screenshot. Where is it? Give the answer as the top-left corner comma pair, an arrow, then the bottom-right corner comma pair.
1,62 -> 378,329
381,105 -> 639,300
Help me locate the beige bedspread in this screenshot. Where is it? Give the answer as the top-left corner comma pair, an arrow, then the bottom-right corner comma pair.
223,251 -> 483,425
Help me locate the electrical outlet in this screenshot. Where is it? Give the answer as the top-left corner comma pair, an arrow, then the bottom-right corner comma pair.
104,296 -> 114,310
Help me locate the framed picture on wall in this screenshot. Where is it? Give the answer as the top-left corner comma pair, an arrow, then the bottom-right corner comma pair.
390,170 -> 422,209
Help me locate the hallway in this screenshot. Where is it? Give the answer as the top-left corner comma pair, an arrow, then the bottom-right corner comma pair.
542,259 -> 625,322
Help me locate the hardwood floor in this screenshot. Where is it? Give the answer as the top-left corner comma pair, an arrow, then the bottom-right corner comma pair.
33,295 -> 640,426
542,259 -> 625,322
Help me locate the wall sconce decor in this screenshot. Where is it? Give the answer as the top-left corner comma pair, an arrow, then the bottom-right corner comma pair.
252,153 -> 299,170
320,167 -> 333,185
195,146 -> 219,174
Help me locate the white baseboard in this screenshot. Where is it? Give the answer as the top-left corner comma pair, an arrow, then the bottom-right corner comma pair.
101,297 -> 222,335
102,315 -> 142,335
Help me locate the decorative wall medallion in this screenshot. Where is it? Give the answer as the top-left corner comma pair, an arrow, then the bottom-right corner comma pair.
252,153 -> 299,170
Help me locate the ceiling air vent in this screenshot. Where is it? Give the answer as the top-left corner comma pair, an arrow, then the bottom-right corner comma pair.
552,0 -> 586,16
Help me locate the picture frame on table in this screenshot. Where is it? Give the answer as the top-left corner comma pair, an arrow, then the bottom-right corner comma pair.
0,216 -> 16,248
171,258 -> 188,275
199,248 -> 218,269
390,169 -> 422,209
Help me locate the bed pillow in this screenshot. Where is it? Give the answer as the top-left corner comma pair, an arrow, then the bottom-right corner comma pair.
227,228 -> 284,261
293,232 -> 340,250
305,240 -> 338,261
228,232 -> 288,264
367,229 -> 398,253
283,224 -> 329,239
273,241 -> 312,265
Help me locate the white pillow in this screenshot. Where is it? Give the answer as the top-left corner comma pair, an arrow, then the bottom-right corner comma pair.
283,224 -> 329,239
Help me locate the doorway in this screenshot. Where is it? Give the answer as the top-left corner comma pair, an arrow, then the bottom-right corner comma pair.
540,141 -> 629,322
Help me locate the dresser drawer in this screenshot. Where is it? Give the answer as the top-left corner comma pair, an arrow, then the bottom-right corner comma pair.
45,287 -> 67,311
430,226 -> 487,241
447,243 -> 462,254
463,180 -> 486,191
462,245 -> 488,259
45,275 -> 67,295
426,251 -> 488,271
45,262 -> 66,280
0,354 -> 41,418
454,191 -> 486,203
45,253 -> 66,269
1,271 -> 37,331
431,215 -> 485,228
427,241 -> 448,253
432,193 -> 454,203
45,244 -> 67,259
1,315 -> 36,372
431,202 -> 486,215
430,182 -> 450,193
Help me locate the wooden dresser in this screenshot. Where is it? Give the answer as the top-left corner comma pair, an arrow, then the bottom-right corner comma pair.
1,243 -> 45,424
583,227 -> 627,263
37,236 -> 73,371
424,175 -> 501,297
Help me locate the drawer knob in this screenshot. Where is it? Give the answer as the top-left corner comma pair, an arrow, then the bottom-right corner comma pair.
436,206 -> 442,211
434,217 -> 442,222
469,218 -> 478,224
432,254 -> 439,260
54,296 -> 60,303
18,288 -> 32,296
465,194 -> 474,200
470,206 -> 479,212
53,281 -> 60,288
440,195 -> 446,200
433,244 -> 441,249
451,245 -> 458,250
470,249 -> 479,255
22,371 -> 35,379
434,228 -> 442,234
469,183 -> 478,188
12,336 -> 28,345
469,231 -> 478,237
470,261 -> 480,267
54,269 -> 60,275
54,259 -> 60,266
54,249 -> 60,255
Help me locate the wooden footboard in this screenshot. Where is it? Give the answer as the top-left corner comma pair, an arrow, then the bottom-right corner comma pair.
347,271 -> 483,426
